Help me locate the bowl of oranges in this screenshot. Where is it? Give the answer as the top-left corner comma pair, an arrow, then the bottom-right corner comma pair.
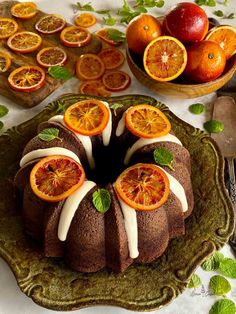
126,2 -> 236,99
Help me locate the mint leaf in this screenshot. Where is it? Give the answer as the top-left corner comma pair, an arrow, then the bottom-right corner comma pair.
38,128 -> 61,142
155,0 -> 165,7
226,13 -> 234,19
0,121 -> 3,131
96,9 -> 111,14
92,189 -> 111,213
0,105 -> 8,118
107,29 -> 126,43
219,258 -> 236,279
187,274 -> 202,288
201,251 -> 224,271
214,10 -> 224,17
207,0 -> 216,6
210,275 -> 231,296
154,147 -> 174,170
103,13 -> 116,26
48,66 -> 73,80
189,103 -> 205,115
195,0 -> 206,5
204,120 -> 224,133
110,103 -> 123,116
76,1 -> 94,11
56,101 -> 67,114
209,299 -> 236,314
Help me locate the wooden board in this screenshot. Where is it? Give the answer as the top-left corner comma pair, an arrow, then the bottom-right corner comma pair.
0,1 -> 102,108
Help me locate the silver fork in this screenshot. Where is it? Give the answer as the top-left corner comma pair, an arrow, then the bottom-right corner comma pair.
227,157 -> 236,255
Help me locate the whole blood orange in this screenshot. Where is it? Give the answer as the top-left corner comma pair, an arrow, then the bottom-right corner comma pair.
184,40 -> 226,83
163,2 -> 209,44
126,14 -> 162,55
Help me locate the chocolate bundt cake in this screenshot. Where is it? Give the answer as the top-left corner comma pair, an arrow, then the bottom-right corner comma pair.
15,99 -> 194,273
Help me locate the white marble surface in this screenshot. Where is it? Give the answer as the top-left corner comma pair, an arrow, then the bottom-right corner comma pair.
0,0 -> 236,313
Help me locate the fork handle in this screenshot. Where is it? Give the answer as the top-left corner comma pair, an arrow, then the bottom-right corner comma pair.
227,157 -> 236,249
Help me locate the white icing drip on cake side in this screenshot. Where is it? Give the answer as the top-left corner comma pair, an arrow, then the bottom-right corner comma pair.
115,107 -> 132,137
102,102 -> 112,146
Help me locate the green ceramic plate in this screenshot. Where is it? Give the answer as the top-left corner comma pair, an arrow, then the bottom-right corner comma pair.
0,94 -> 234,312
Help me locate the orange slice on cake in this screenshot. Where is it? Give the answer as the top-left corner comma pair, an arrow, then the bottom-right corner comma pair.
74,13 -> 97,28
115,163 -> 170,211
0,51 -> 12,73
125,104 -> 171,138
7,31 -> 42,53
0,18 -> 18,39
11,2 -> 37,19
35,14 -> 66,34
30,155 -> 85,202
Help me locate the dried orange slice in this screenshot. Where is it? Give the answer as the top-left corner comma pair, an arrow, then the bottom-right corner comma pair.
79,80 -> 111,97
64,99 -> 109,136
35,14 -> 66,34
8,66 -> 46,93
74,13 -> 97,28
143,36 -> 187,82
76,54 -> 105,80
98,48 -> 125,70
0,51 -> 12,73
36,47 -> 67,68
60,26 -> 91,48
11,2 -> 37,20
102,70 -> 131,91
0,18 -> 18,39
115,163 -> 170,211
125,104 -> 171,138
7,31 -> 42,53
205,25 -> 236,60
30,155 -> 85,202
96,28 -> 121,46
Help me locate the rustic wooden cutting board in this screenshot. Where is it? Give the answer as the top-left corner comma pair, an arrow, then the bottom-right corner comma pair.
0,1 -> 102,108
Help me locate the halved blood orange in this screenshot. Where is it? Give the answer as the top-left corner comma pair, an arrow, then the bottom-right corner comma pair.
11,2 -> 37,20
8,66 -> 46,93
115,163 -> 170,211
76,54 -> 105,80
79,80 -> 111,97
205,25 -> 236,60
0,51 -> 12,72
143,36 -> 187,82
102,70 -> 131,91
74,13 -> 97,28
96,28 -> 121,46
35,14 -> 66,34
7,31 -> 42,53
98,48 -> 125,70
36,47 -> 67,68
0,18 -> 18,39
60,26 -> 91,48
30,155 -> 85,202
64,99 -> 109,136
125,104 -> 171,138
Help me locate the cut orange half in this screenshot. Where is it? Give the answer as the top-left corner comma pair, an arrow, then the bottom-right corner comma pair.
11,2 -> 37,20
0,51 -> 12,73
0,18 -> 18,39
143,36 -> 187,82
8,66 -> 46,93
60,26 -> 91,48
74,13 -> 97,28
7,31 -> 42,53
30,155 -> 85,202
102,70 -> 131,91
35,14 -> 66,34
64,99 -> 109,136
36,47 -> 67,68
79,80 -> 111,97
125,104 -> 171,138
98,48 -> 125,70
205,25 -> 236,60
115,163 -> 170,211
76,54 -> 105,80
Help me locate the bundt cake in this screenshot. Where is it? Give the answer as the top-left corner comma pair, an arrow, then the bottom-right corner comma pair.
14,99 -> 194,273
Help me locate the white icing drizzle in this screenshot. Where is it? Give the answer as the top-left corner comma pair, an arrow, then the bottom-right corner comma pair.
20,147 -> 81,168
58,180 -> 96,241
115,107 -> 133,137
116,195 -> 139,259
124,134 -> 182,165
102,101 -> 112,146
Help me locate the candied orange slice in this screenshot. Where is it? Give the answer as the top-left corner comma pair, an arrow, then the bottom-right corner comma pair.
102,70 -> 131,91
125,104 -> 171,138
143,36 -> 187,82
60,26 -> 91,48
0,18 -> 18,39
36,47 -> 67,68
96,28 -> 122,46
76,54 -> 105,80
30,155 -> 85,202
115,163 -> 170,211
79,80 -> 111,97
11,2 -> 37,19
0,51 -> 12,73
74,13 -> 97,28
98,48 -> 125,70
35,14 -> 66,34
64,99 -> 109,136
7,31 -> 42,53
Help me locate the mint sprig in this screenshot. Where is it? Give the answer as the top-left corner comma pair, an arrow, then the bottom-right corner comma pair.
110,103 -> 123,116
0,105 -> 9,118
195,0 -> 216,6
76,2 -> 95,11
210,275 -> 231,296
92,189 -> 111,213
56,101 -> 67,114
48,66 -> 73,80
189,103 -> 205,115
38,128 -> 61,142
107,29 -> 126,43
219,258 -> 236,279
103,13 -> 116,26
204,120 -> 224,134
209,299 -> 236,314
214,10 -> 234,19
201,251 -> 224,271
187,273 -> 202,288
154,147 -> 174,170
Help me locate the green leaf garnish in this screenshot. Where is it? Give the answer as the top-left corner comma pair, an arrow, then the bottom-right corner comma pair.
76,1 -> 95,11
209,299 -> 236,314
118,0 -> 144,24
189,103 -> 205,115
214,10 -> 224,17
195,0 -> 216,6
56,101 -> 67,114
223,0 -> 230,5
226,13 -> 234,19
110,103 -> 123,116
96,9 -> 111,14
107,29 -> 126,43
135,0 -> 164,7
187,273 -> 202,288
38,128 -> 61,142
92,188 -> 111,213
213,10 -> 234,19
48,66 -> 73,80
153,147 -> 174,170
0,121 -> 3,131
0,105 -> 9,118
103,13 -> 116,26
219,258 -> 236,279
201,251 -> 224,271
204,120 -> 224,133
210,275 -> 231,296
